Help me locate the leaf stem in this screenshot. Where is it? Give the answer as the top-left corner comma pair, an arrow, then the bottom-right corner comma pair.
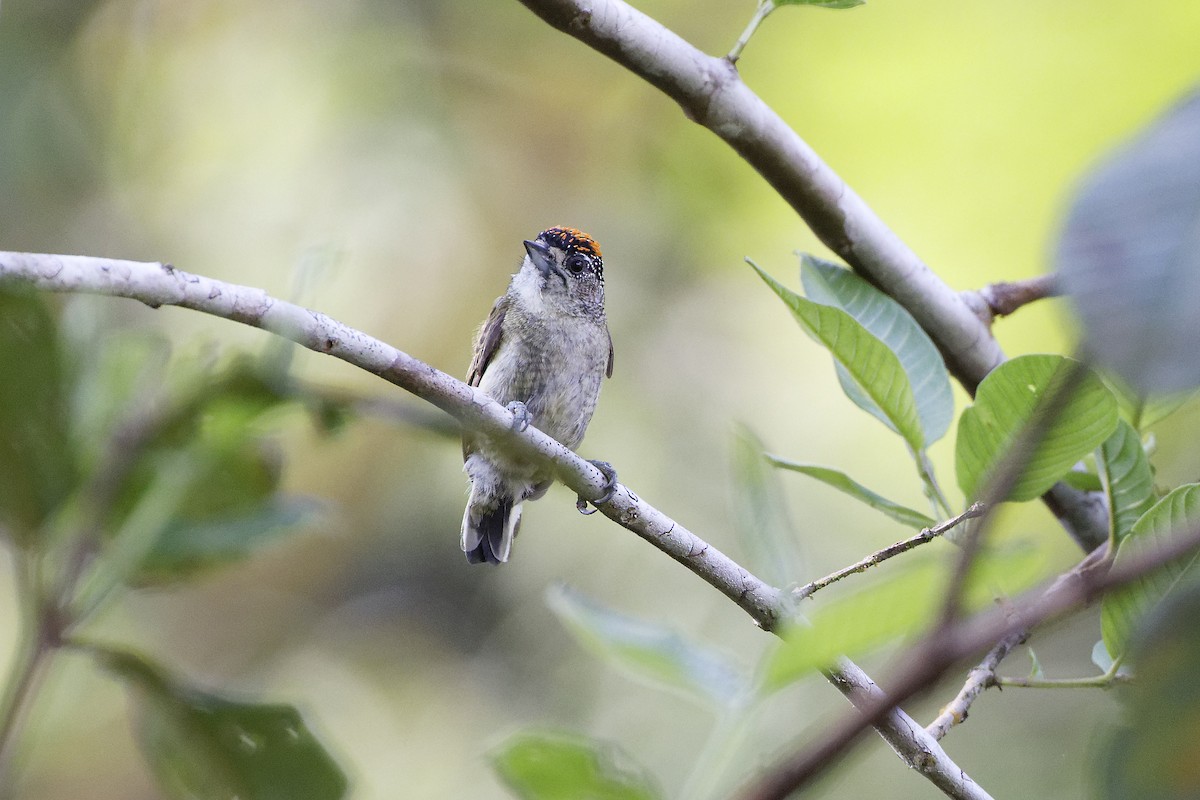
0,553 -> 60,787
727,0 -> 776,63
914,449 -> 953,519
994,653 -> 1131,689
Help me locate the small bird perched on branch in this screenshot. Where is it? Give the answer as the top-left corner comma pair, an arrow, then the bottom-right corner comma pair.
461,226 -> 615,564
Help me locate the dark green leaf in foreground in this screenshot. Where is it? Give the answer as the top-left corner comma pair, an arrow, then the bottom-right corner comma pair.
800,255 -> 953,447
1098,420 -> 1156,547
955,355 -> 1117,502
766,545 -> 1045,689
1102,484 -> 1200,659
1058,89 -> 1200,393
0,289 -> 77,542
95,647 -> 347,800
767,456 -> 935,530
493,730 -> 660,800
731,427 -> 802,586
1095,582 -> 1200,800
547,585 -> 749,710
750,261 -> 924,452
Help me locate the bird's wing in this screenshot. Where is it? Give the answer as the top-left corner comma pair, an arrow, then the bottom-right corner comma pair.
606,329 -> 614,379
467,295 -> 509,387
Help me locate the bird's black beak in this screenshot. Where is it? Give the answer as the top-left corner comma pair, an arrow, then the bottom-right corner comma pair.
524,238 -> 567,286
523,239 -> 555,275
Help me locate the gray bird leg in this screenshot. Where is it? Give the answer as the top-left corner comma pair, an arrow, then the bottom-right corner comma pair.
576,460 -> 618,515
506,400 -> 532,432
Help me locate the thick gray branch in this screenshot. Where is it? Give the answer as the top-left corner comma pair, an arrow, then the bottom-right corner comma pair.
0,251 -> 981,799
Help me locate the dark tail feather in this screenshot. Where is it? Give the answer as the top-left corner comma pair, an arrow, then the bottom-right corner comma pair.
465,497 -> 516,564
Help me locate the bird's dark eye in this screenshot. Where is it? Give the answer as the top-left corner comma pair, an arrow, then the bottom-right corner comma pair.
565,254 -> 588,274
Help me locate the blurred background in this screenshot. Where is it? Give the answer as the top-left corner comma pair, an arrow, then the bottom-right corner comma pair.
1,0 -> 1199,797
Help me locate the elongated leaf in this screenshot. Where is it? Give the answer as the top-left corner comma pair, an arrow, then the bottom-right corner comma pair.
732,428 -> 802,586
95,647 -> 347,800
1058,90 -> 1200,393
547,586 -> 748,710
1101,484 -> 1200,659
750,262 -> 923,452
801,256 -> 953,446
767,546 -> 1045,689
1098,420 -> 1155,547
0,289 -> 77,542
768,456 -> 934,530
493,731 -> 660,800
955,355 -> 1118,502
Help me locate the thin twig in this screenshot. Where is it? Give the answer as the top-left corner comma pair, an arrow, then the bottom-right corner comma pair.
925,629 -> 1024,741
962,275 -> 1061,325
794,502 -> 985,601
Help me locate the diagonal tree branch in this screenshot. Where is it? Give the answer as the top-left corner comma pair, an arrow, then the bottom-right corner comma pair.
0,251 -> 989,800
514,0 -> 1107,554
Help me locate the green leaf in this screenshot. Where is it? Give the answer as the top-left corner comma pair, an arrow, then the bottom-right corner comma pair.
767,456 -> 935,530
95,647 -> 347,800
137,496 -> 323,583
1101,483 -> 1200,659
0,289 -> 77,542
955,355 -> 1118,502
547,585 -> 748,710
776,0 -> 865,8
800,256 -> 953,447
1095,581 -> 1200,800
1098,420 -> 1156,547
731,428 -> 802,586
750,261 -> 924,452
766,545 -> 1045,689
493,730 -> 660,800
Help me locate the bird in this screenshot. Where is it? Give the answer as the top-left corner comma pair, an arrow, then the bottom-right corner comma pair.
460,226 -> 615,564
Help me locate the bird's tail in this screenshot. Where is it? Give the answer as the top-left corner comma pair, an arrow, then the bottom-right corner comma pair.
461,494 -> 522,564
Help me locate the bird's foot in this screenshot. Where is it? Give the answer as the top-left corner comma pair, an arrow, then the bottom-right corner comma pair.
576,460 -> 618,516
506,400 -> 532,432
